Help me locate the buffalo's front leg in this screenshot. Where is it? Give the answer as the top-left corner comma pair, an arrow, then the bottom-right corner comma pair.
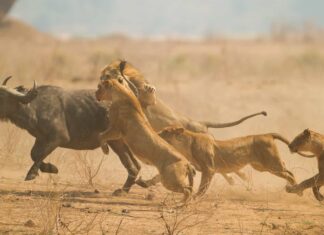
136,174 -> 161,188
108,140 -> 141,196
25,139 -> 59,181
39,162 -> 59,174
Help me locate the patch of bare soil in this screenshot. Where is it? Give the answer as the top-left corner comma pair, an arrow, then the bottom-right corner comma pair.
0,174 -> 323,235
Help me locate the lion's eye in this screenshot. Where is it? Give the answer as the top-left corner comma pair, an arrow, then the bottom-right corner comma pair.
100,74 -> 110,81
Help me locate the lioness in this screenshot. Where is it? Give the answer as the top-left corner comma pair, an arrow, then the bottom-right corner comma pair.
100,60 -> 266,132
96,79 -> 195,202
100,60 -> 157,108
154,126 -> 306,196
100,60 -> 266,192
287,129 -> 324,201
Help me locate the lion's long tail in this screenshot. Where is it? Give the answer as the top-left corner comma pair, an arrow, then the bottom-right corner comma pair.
187,164 -> 196,189
201,111 -> 267,129
271,133 -> 316,158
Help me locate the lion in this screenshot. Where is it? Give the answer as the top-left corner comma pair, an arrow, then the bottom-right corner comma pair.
96,78 -> 195,202
99,60 -> 266,191
286,129 -> 324,201
145,126 -> 309,196
100,60 -> 266,132
100,60 -> 156,108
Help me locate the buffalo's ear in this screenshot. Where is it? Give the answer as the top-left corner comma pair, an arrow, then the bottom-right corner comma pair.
19,88 -> 38,104
303,128 -> 310,136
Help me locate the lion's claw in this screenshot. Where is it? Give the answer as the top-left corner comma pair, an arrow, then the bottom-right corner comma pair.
144,84 -> 156,93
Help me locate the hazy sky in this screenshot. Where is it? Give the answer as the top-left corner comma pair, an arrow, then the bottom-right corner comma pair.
10,0 -> 324,38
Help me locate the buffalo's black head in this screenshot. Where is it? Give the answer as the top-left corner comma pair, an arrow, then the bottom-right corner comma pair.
0,76 -> 38,119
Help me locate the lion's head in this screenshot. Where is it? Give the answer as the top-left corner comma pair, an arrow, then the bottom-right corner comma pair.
158,126 -> 193,153
99,60 -> 156,107
289,129 -> 313,153
96,78 -> 131,102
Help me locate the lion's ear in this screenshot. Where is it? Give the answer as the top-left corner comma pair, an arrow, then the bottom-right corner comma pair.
118,77 -> 123,83
303,128 -> 310,136
173,127 -> 185,135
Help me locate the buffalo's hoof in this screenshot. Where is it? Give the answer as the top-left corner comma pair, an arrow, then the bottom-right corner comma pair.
314,193 -> 324,201
25,172 -> 39,181
112,188 -> 128,197
135,177 -> 151,188
316,194 -> 324,201
39,163 -> 59,174
312,187 -> 324,201
136,176 -> 160,188
286,185 -> 303,196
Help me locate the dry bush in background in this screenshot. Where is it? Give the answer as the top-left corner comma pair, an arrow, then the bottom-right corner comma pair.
158,195 -> 214,235
73,151 -> 107,189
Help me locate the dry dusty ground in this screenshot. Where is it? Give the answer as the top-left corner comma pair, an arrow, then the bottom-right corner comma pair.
1,18 -> 324,234
0,166 -> 324,235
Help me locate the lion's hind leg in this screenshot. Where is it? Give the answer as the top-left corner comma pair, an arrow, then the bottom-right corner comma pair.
221,173 -> 235,185
286,173 -> 324,200
252,143 -> 298,187
160,163 -> 193,203
235,171 -> 248,181
195,168 -> 213,198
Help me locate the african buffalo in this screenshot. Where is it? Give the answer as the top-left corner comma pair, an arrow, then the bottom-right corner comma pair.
0,76 -> 141,194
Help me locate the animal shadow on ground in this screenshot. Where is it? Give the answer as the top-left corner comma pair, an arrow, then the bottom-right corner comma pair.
0,189 -> 161,207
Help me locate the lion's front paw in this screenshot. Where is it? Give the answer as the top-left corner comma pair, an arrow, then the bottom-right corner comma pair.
144,84 -> 156,93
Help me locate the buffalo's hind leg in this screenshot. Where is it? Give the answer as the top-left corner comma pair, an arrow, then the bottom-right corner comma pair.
312,185 -> 324,201
25,139 -> 60,181
108,140 -> 141,196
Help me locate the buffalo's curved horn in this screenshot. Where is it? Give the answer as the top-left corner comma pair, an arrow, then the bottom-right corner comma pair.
32,80 -> 37,90
2,80 -> 38,104
2,76 -> 12,86
119,60 -> 139,97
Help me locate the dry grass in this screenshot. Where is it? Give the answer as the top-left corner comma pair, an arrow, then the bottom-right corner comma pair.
73,151 -> 107,189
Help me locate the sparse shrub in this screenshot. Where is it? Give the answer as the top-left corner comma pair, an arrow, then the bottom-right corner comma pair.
158,195 -> 213,235
73,151 -> 106,189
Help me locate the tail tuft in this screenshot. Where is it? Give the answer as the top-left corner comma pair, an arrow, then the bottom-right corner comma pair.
261,111 -> 267,116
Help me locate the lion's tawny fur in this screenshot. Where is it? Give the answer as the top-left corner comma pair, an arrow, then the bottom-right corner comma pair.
158,126 -> 298,196
287,129 -> 324,201
100,60 -> 156,107
96,79 -> 195,201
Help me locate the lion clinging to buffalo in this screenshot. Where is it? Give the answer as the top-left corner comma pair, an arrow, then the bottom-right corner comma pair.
96,78 -> 195,202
